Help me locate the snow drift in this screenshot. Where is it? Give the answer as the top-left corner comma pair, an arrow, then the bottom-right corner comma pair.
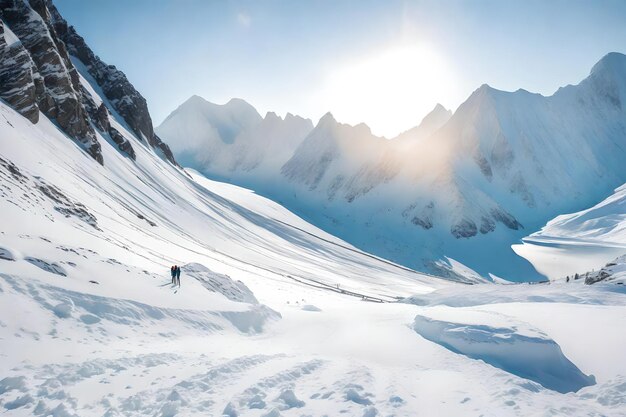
412,315 -> 596,393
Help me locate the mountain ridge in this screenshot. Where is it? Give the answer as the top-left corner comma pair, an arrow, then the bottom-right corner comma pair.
158,52 -> 626,281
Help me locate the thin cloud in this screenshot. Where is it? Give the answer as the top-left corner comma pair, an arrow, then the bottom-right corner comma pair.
237,12 -> 251,27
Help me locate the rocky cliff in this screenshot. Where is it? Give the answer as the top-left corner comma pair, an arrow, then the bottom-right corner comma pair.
0,0 -> 176,165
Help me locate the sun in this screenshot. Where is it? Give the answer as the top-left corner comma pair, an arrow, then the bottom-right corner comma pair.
314,43 -> 457,137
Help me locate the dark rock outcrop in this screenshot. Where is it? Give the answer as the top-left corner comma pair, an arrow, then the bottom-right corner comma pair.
152,134 -> 176,163
0,19 -> 40,122
46,2 -> 177,165
564,255 -> 626,285
479,216 -> 495,234
0,0 -> 177,166
89,102 -> 136,160
412,216 -> 433,230
490,207 -> 522,230
109,125 -> 136,160
451,219 -> 478,239
0,0 -> 102,164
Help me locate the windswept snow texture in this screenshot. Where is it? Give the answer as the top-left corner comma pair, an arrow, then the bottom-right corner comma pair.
159,53 -> 626,281
413,315 -> 595,393
515,183 -> 626,279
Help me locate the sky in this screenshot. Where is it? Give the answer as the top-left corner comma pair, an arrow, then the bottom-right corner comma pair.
55,0 -> 626,138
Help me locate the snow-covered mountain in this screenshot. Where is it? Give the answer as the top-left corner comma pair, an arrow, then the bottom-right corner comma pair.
159,53 -> 626,281
2,2 -> 626,416
156,95 -> 313,185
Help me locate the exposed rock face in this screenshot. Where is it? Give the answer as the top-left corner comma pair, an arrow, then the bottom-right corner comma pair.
1,0 -> 101,163
152,134 -> 176,163
46,2 -> 177,165
564,255 -> 626,285
93,102 -> 136,160
0,0 -> 176,166
0,19 -> 40,123
109,125 -> 136,160
451,219 -> 478,239
78,87 -> 136,160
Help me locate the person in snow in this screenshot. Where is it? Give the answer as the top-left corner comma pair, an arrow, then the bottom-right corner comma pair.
176,265 -> 181,286
170,265 -> 176,285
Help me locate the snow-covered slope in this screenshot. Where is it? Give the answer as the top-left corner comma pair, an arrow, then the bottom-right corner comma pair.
159,53 -> 626,281
2,2 -> 626,416
514,183 -> 626,279
156,95 -> 313,186
531,183 -> 626,244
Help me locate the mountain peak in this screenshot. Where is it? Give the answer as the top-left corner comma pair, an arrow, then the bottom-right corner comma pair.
226,97 -> 253,107
590,52 -> 626,76
184,94 -> 209,106
178,96 -> 258,115
394,103 -> 452,141
432,103 -> 449,113
462,83 -> 500,109
265,111 -> 280,120
426,103 -> 452,120
586,52 -> 626,106
318,112 -> 337,127
477,83 -> 497,94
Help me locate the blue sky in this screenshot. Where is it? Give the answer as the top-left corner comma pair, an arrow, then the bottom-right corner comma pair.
55,0 -> 626,137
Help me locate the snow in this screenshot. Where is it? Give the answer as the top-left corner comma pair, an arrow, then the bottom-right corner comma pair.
395,103 -> 452,143
158,53 -> 626,282
159,54 -> 626,281
514,183 -> 626,279
155,96 -> 313,186
537,183 -> 626,243
0,245 -> 16,261
0,47 -> 625,417
2,24 -> 22,47
413,314 -> 595,393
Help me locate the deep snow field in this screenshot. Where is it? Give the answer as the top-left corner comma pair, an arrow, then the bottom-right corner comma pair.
514,183 -> 626,281
1,96 -> 626,417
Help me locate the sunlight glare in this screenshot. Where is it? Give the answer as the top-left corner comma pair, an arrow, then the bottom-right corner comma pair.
314,43 -> 457,138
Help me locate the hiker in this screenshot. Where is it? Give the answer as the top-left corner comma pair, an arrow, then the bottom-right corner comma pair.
170,265 -> 176,285
176,265 -> 181,286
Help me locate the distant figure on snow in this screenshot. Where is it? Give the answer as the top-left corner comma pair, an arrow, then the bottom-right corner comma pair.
176,265 -> 181,286
170,265 -> 176,285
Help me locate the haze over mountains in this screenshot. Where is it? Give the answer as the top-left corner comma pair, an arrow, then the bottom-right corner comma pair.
157,53 -> 626,281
